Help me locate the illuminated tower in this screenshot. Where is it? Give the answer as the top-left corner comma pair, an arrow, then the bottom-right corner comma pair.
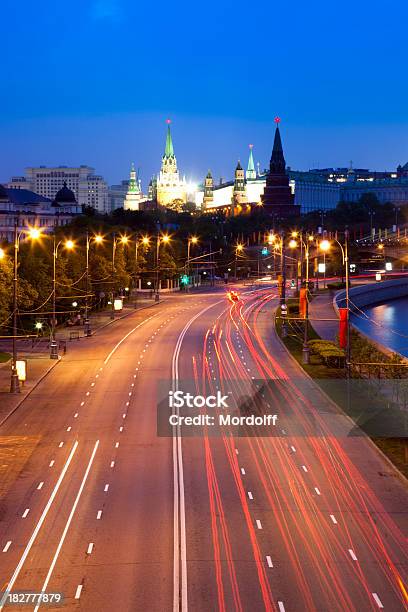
261,118 -> 300,218
156,119 -> 187,210
246,144 -> 256,180
124,162 -> 142,211
203,170 -> 214,209
231,160 -> 247,215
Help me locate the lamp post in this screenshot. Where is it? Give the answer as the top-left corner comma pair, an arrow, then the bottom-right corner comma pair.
84,232 -> 103,336
134,235 -> 150,299
155,233 -> 170,302
50,237 -> 74,358
234,243 -> 244,279
109,234 -> 129,319
320,232 -> 350,375
6,224 -> 41,391
187,236 -> 198,290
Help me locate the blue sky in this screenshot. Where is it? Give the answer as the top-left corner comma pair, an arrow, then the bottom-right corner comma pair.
1,0 -> 407,188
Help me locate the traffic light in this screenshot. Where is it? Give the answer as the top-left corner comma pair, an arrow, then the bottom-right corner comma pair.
181,274 -> 189,285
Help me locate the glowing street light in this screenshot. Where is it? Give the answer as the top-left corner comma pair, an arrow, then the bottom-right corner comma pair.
94,234 -> 103,244
319,239 -> 331,252
10,223 -> 41,392
186,236 -> 199,291
142,236 -> 150,246
0,247 -> 5,260
289,239 -> 298,249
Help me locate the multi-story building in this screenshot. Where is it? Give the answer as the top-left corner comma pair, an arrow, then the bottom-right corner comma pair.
109,180 -> 129,211
7,165 -> 109,213
0,182 -> 82,243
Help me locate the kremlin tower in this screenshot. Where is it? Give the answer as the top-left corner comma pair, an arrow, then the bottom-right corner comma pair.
203,170 -> 214,209
246,145 -> 256,180
261,118 -> 300,218
124,163 -> 142,211
156,120 -> 187,210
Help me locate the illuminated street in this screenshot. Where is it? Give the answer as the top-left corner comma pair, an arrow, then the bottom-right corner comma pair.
0,287 -> 406,610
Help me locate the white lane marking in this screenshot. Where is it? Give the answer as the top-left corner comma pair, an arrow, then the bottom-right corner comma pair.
58,442 -> 64,448
248,492 -> 253,500
126,401 -> 130,406
330,514 -> 338,524
115,442 -> 119,448
266,555 -> 273,568
241,468 -> 246,475
86,391 -> 90,396
96,510 -> 102,520
314,487 -> 321,495
110,461 -> 115,468
302,465 -> 308,473
278,603 -> 285,612
235,449 -> 239,455
256,519 -> 263,530
372,593 -> 384,608
172,300 -> 223,612
80,402 -> 85,406
131,383 -> 134,387
0,442 -> 78,610
3,541 -> 12,552
91,382 -> 95,387
22,508 -> 30,518
119,427 -> 123,432
37,482 -> 44,490
290,445 -> 296,453
74,413 -> 78,418
103,314 -> 157,365
87,543 -> 94,554
122,414 -> 126,419
128,392 -> 132,397
348,549 -> 357,561
104,484 -> 109,492
33,441 -> 99,612
49,460 -> 55,467
74,585 -> 83,600
67,427 -> 71,432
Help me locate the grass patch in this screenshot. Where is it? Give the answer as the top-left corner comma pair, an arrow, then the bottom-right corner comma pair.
0,352 -> 11,363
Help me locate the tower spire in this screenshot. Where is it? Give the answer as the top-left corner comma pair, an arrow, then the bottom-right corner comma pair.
164,119 -> 174,157
269,120 -> 285,174
246,144 -> 256,180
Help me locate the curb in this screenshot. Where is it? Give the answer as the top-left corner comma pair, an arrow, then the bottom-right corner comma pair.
0,359 -> 60,428
89,298 -> 165,335
272,308 -> 408,488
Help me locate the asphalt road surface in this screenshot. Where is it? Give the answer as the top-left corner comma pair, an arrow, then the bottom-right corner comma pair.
0,288 -> 407,611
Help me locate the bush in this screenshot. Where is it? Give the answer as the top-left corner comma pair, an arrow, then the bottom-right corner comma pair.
308,339 -> 345,367
327,281 -> 350,291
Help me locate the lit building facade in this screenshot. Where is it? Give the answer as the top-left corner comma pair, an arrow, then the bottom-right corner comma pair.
0,183 -> 82,243
156,121 -> 187,210
7,166 -> 109,213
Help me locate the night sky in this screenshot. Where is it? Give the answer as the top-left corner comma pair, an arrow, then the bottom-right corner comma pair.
2,0 -> 407,189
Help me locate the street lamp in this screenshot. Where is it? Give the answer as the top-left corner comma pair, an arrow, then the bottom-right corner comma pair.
50,237 -> 74,359
84,233 -> 103,336
6,223 -> 41,391
234,243 -> 244,278
110,234 -> 129,319
134,235 -> 150,296
187,236 -> 198,290
155,233 -> 170,302
319,233 -> 350,375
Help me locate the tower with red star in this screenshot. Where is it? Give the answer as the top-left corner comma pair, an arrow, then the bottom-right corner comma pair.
261,118 -> 300,218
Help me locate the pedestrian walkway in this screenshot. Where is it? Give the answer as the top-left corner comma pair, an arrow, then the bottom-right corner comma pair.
308,290 -> 339,342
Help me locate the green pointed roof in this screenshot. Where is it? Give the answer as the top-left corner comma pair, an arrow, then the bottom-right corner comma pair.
247,145 -> 255,173
128,162 -> 140,193
164,123 -> 174,157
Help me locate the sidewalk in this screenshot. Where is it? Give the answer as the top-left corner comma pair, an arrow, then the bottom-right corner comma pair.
0,294 -> 160,424
308,290 -> 339,341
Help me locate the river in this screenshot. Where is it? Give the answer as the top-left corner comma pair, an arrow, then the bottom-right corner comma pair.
350,296 -> 408,358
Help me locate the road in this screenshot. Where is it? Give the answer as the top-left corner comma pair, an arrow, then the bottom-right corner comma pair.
0,288 -> 407,611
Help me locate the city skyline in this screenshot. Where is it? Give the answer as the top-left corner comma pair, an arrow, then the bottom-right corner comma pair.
2,0 -> 407,185
2,115 -> 408,189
